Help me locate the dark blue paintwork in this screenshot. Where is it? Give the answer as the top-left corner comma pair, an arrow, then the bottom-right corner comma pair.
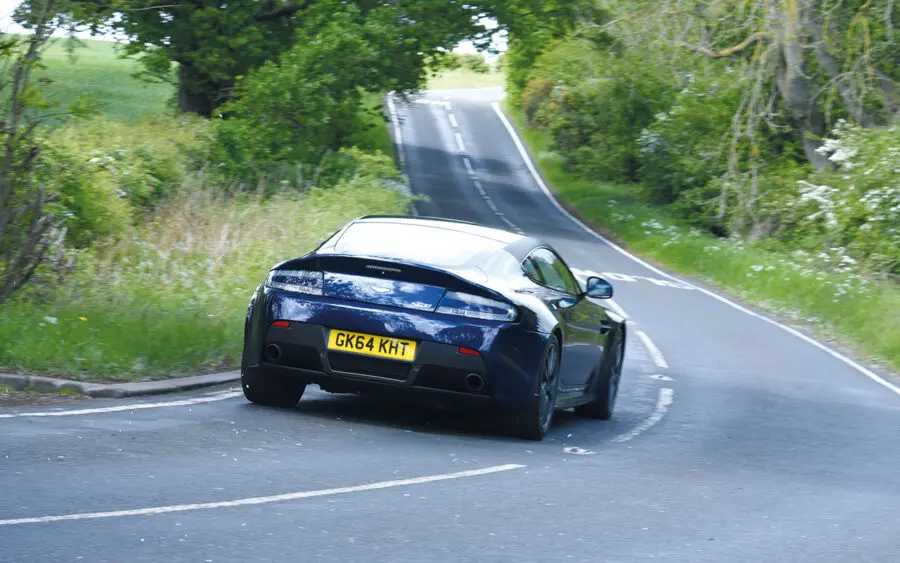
242,215 -> 626,421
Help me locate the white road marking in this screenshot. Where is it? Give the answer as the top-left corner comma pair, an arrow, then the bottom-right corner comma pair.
569,268 -> 631,321
386,93 -> 418,217
385,93 -> 405,168
636,330 -> 668,369
454,132 -> 467,153
473,180 -> 486,196
0,391 -> 242,419
492,101 -> 900,399
463,157 -> 475,176
611,388 -> 674,443
485,198 -> 499,213
498,215 -> 519,231
448,112 -> 458,128
0,464 -> 526,527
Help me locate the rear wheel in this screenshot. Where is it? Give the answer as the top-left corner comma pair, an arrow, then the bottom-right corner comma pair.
241,369 -> 306,408
574,328 -> 624,420
506,335 -> 560,441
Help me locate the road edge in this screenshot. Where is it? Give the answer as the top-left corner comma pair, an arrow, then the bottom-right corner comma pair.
0,370 -> 240,399
491,100 -> 900,395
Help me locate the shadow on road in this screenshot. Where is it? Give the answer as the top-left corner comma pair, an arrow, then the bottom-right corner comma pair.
240,387 -> 617,446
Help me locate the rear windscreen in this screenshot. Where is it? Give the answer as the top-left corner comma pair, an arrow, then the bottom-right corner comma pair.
333,222 -> 507,269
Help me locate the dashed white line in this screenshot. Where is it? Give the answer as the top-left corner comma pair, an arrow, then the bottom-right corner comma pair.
463,157 -> 475,176
491,101 -> 900,399
454,132 -> 467,153
448,112 -> 458,128
611,388 -> 674,443
636,330 -> 668,369
485,198 -> 499,213
0,391 -> 243,419
0,464 -> 526,526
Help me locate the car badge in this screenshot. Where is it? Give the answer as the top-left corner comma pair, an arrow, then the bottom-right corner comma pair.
371,285 -> 392,294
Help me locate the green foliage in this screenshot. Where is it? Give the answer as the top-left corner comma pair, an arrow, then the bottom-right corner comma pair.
212,6 -> 438,180
37,115 -> 213,246
20,0 -> 501,116
526,39 -> 671,183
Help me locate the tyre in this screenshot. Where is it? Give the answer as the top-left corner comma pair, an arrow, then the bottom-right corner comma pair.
241,369 -> 306,408
506,334 -> 561,441
574,327 -> 625,420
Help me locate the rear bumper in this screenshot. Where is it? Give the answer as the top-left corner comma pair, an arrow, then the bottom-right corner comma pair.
251,320 -> 494,407
242,290 -> 550,407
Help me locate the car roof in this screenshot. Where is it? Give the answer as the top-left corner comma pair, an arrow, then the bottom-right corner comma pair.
353,215 -> 525,245
315,215 -> 538,271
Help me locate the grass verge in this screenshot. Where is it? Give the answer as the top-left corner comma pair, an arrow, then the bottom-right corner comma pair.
0,181 -> 409,382
426,68 -> 505,90
502,101 -> 900,374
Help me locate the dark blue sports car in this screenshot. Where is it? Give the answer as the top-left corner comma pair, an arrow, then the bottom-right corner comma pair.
241,215 -> 626,440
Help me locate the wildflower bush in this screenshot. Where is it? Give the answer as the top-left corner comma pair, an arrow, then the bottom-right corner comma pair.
778,121 -> 900,278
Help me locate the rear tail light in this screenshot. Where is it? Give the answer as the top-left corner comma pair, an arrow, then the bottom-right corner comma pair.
458,346 -> 481,356
436,291 -> 518,322
265,269 -> 323,295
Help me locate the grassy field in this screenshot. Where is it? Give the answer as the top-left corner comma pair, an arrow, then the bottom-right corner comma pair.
502,101 -> 900,374
34,37 -> 176,123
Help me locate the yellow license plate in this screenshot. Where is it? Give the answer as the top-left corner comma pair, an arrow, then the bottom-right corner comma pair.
327,329 -> 417,362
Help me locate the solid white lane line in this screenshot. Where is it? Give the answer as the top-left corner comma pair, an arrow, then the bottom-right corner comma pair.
448,112 -> 459,128
455,132 -> 467,153
463,157 -> 475,176
0,392 -> 243,419
386,93 -> 419,216
385,93 -> 405,168
611,388 -> 674,443
0,464 -> 527,527
491,102 -> 900,399
636,330 -> 668,369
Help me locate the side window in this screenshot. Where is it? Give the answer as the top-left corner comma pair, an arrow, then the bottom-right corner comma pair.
528,248 -> 580,295
522,256 -> 545,285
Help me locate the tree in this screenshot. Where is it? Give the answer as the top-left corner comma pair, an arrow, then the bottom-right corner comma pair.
13,0 -> 500,116
0,0 -> 65,302
610,0 -> 899,169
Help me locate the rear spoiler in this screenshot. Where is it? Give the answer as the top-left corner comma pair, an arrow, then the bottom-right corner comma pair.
274,254 -> 509,304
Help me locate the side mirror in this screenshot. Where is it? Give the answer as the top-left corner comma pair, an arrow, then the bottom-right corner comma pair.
585,276 -> 613,299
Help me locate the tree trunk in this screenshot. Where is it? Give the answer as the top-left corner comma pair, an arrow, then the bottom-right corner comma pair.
177,62 -> 218,117
769,0 -> 832,170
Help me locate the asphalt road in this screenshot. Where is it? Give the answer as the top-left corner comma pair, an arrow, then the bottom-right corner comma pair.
3,88 -> 900,562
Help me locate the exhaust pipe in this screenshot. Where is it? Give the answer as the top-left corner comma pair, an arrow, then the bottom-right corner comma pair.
265,344 -> 282,362
464,373 -> 485,392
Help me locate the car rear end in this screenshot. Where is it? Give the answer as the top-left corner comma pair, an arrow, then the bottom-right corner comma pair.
242,250 -> 548,409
